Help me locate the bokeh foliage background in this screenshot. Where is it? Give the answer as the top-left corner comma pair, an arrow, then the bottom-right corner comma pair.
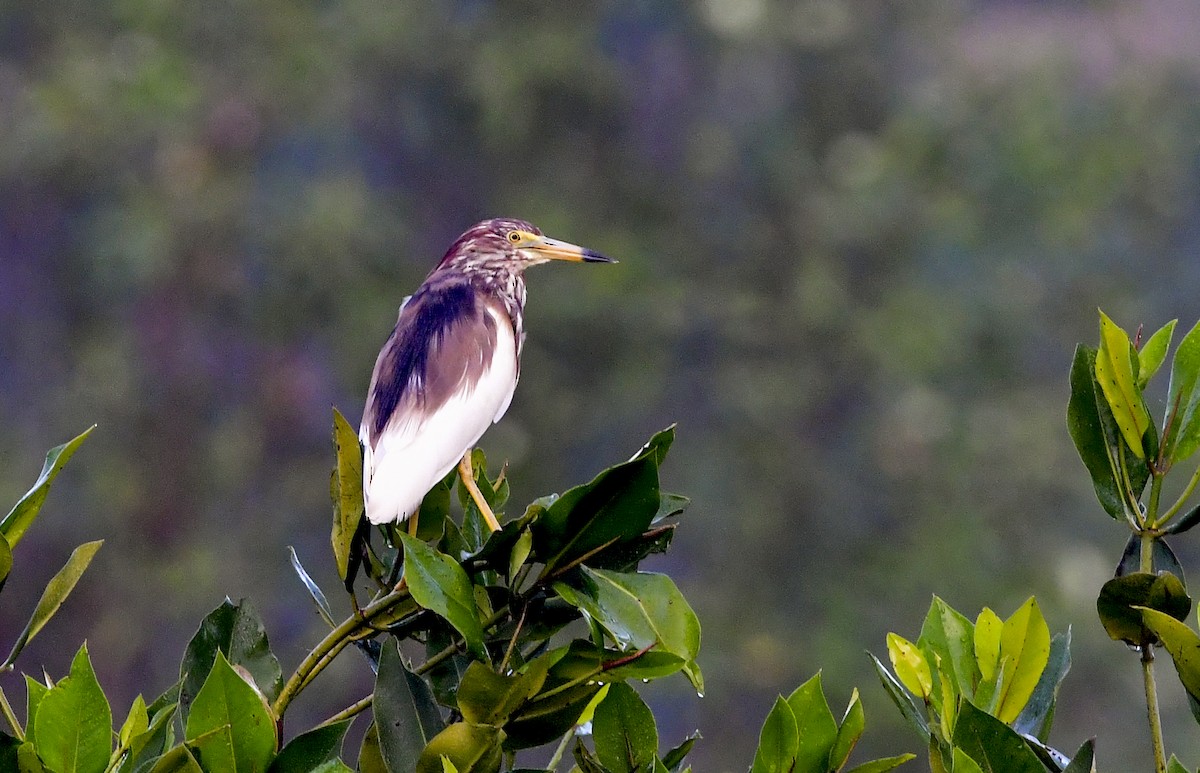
3,0 -> 1200,770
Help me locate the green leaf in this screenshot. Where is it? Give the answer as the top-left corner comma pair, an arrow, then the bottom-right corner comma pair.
268,719 -> 352,773
973,608 -> 1002,687
785,673 -> 837,773
374,639 -> 445,773
1140,607 -> 1200,704
593,683 -> 657,773
544,640 -> 685,685
0,533 -> 11,590
147,744 -> 205,773
287,547 -> 336,628
950,701 -> 1045,773
1011,629 -> 1071,741
456,660 -> 548,727
0,733 -> 18,771
399,533 -> 487,661
1166,319 -> 1200,463
553,567 -> 702,692
1166,500 -> 1200,534
829,689 -> 864,773
1098,572 -> 1190,647
184,651 -> 277,772
3,540 -> 103,670
573,737 -> 613,773
533,428 -> 673,574
1067,346 -> 1126,519
1062,739 -> 1096,773
843,754 -> 918,773
1095,311 -> 1151,459
0,426 -> 96,548
751,697 -> 798,773
415,723 -> 503,773
32,644 -> 112,773
24,675 -> 49,750
179,598 -> 284,719
869,653 -> 929,740
661,731 -> 699,773
357,724 -> 387,773
950,748 -> 984,773
330,407 -> 364,583
1166,754 -> 1188,773
503,680 -> 603,750
118,701 -> 177,773
885,633 -> 931,700
653,493 -> 690,524
1139,320 -> 1177,388
919,597 -> 979,699
508,529 -> 533,583
117,695 -> 149,749
995,598 -> 1050,723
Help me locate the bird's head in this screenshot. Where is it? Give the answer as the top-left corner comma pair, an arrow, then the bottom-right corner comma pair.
437,218 -> 615,276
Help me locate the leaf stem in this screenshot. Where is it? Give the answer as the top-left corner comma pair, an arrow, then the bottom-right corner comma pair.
321,694 -> 374,726
1157,463 -> 1200,527
0,685 -> 22,740
546,727 -> 575,771
273,586 -> 412,719
1142,644 -> 1167,773
1139,531 -> 1167,773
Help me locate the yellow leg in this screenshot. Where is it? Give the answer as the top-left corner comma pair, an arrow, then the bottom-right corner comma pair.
407,509 -> 420,536
458,450 -> 501,532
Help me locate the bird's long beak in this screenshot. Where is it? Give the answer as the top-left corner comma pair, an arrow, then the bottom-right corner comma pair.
529,235 -> 617,264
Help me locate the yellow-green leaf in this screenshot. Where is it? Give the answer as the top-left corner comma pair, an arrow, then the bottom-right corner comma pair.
974,608 -> 1002,682
3,541 -> 103,669
996,598 -> 1051,723
1095,311 -> 1150,458
0,426 -> 96,549
330,408 -> 364,582
886,633 -> 931,700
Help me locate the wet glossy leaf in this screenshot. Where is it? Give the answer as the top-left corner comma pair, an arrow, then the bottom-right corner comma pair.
268,719 -> 352,772
661,732 -> 699,773
593,682 -> 657,773
553,567 -> 702,692
1167,319 -> 1200,463
330,407 -> 364,583
3,541 -> 103,669
533,429 -> 672,574
951,701 -> 1044,773
1139,319 -> 1177,388
829,689 -> 864,772
1115,534 -> 1185,582
0,426 -> 95,548
179,598 -> 283,718
415,722 -> 503,773
1166,501 -> 1200,535
184,651 -> 277,772
32,644 -> 112,773
995,598 -> 1050,723
503,681 -> 602,750
374,639 -> 444,773
544,640 -> 685,684
399,533 -> 486,660
750,697 -> 797,773
1095,310 -> 1150,458
1067,346 -> 1125,519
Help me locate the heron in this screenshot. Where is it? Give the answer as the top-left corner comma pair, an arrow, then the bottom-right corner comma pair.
359,218 -> 614,535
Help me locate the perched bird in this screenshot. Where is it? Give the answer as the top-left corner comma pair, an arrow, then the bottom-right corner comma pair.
360,218 -> 614,534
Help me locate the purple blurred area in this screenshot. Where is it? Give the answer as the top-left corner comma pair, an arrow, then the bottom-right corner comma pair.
3,1 -> 1200,769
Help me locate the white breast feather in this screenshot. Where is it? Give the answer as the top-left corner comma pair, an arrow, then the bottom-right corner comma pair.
360,307 -> 518,525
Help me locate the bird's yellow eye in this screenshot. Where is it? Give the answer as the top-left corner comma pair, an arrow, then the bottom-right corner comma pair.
507,231 -> 522,244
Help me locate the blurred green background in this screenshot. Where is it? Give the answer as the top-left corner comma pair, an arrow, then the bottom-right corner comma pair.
3,0 -> 1200,769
